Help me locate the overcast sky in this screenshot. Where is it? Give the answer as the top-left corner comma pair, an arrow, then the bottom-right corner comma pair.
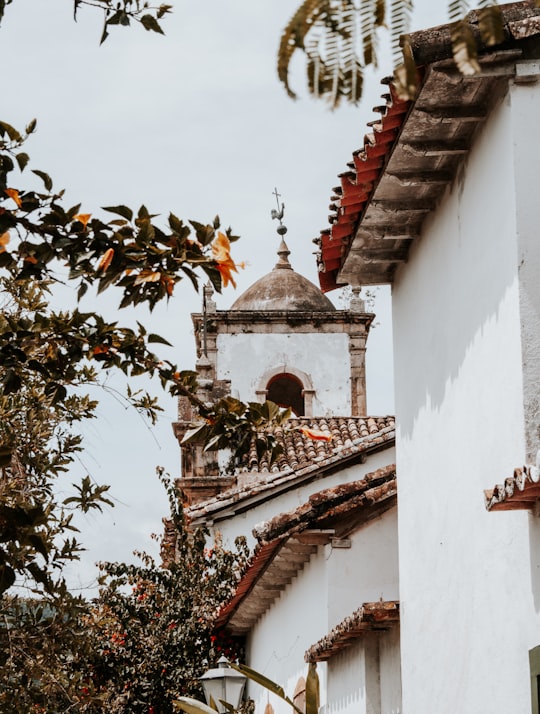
1,0 -> 445,593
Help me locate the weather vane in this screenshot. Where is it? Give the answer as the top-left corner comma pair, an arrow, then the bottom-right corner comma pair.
271,187 -> 288,236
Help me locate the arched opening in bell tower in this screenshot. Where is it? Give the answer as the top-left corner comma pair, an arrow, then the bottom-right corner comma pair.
266,373 -> 305,416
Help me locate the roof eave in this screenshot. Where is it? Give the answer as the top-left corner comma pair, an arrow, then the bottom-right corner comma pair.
317,1 -> 540,292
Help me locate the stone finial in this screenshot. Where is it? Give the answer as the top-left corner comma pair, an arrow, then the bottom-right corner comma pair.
203,282 -> 216,313
349,286 -> 365,312
275,237 -> 292,270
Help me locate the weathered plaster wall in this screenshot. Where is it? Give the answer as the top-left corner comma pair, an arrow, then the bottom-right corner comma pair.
392,78 -> 540,713
326,644 -> 367,714
512,68 -> 540,461
247,551 -> 329,714
216,332 -> 352,415
326,508 -> 399,628
246,508 -> 399,714
379,627 -> 401,714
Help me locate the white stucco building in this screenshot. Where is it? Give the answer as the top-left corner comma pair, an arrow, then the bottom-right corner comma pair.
314,2 -> 540,712
171,225 -> 398,713
170,5 -> 540,713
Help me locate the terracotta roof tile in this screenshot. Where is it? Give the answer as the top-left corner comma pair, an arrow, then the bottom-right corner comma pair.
485,462 -> 540,511
185,417 -> 395,522
253,463 -> 396,545
214,466 -> 397,634
245,416 -> 395,473
304,601 -> 400,663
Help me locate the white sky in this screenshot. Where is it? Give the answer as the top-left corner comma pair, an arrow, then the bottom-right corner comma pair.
1,0 -> 446,593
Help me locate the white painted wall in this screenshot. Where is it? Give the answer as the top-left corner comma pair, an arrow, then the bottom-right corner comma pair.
327,644 -> 367,714
216,333 -> 352,415
247,550 -> 329,714
246,507 -> 399,714
379,627 -> 401,714
392,78 -> 540,713
326,509 -> 399,628
205,448 -> 395,550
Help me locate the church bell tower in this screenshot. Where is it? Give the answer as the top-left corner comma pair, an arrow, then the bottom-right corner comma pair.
173,201 -> 374,504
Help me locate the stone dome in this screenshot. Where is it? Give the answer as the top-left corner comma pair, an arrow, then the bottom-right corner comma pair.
230,239 -> 336,312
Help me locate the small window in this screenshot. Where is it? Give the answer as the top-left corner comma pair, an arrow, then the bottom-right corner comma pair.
266,373 -> 305,416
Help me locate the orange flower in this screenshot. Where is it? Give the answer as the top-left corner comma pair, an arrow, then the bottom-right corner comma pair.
211,231 -> 243,289
299,426 -> 333,442
5,188 -> 22,208
74,213 -> 91,229
134,270 -> 161,285
0,231 -> 9,253
161,274 -> 175,296
97,247 -> 114,271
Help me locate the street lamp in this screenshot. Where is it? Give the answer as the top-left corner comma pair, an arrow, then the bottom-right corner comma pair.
200,656 -> 247,714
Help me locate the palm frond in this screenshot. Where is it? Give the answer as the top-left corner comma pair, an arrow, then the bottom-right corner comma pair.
450,18 -> 481,75
391,0 -> 413,66
375,0 -> 386,27
477,4 -> 504,46
393,34 -> 417,100
447,0 -> 470,22
360,0 -> 378,68
277,0 -> 330,99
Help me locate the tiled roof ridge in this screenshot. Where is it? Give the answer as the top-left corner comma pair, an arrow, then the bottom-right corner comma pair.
184,417 -> 395,521
253,463 -> 396,545
315,0 -> 540,293
304,600 -> 400,663
315,78 -> 412,292
485,461 -> 540,511
214,467 -> 397,633
245,415 -> 395,473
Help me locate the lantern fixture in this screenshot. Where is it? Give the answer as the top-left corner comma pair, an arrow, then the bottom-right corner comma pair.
200,656 -> 247,714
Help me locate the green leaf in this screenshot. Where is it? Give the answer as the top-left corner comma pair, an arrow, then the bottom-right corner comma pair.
77,282 -> 89,301
173,697 -> 218,714
102,204 -> 133,221
25,118 -> 37,135
157,4 -> 173,19
169,212 -> 188,236
28,534 -> 50,561
140,13 -> 165,34
15,152 -> 30,171
31,169 -> 53,192
0,564 -> 15,594
0,445 -> 12,467
45,381 -> 68,404
2,369 -> 21,395
148,333 -> 172,346
230,663 -> 303,714
0,121 -> 22,142
306,663 -> 320,714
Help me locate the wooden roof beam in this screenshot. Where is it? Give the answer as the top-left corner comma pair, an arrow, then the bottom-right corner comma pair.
401,140 -> 469,156
356,226 -> 420,240
386,169 -> 454,186
415,104 -> 487,122
369,198 -> 435,212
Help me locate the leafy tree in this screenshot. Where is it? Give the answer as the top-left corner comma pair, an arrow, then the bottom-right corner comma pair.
0,0 -> 173,42
81,471 -> 249,713
0,472 -> 250,713
0,119 -> 288,597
